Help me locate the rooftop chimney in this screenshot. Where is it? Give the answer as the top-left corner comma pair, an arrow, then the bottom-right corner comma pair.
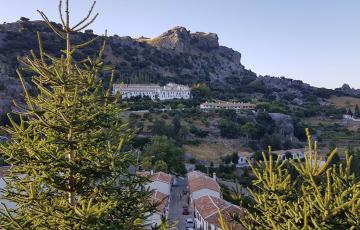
213,172 -> 217,181
150,170 -> 154,175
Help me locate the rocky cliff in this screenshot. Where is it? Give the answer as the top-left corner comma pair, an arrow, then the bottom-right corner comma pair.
0,19 -> 357,117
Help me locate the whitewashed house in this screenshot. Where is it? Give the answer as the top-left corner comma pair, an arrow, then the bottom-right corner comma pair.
272,149 -> 306,161
146,190 -> 170,229
137,171 -> 172,229
187,171 -> 221,201
200,101 -> 256,112
194,195 -> 244,230
112,83 -> 191,101
187,171 -> 244,230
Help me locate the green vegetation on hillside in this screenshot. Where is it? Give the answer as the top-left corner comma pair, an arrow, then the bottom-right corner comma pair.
142,135 -> 186,175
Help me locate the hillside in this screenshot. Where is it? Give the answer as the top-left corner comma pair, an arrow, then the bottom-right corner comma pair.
1,19 -> 359,119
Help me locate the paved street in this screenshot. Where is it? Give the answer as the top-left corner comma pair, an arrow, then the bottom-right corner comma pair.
168,177 -> 193,230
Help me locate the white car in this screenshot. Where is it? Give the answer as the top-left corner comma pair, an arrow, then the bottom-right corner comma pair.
185,218 -> 194,229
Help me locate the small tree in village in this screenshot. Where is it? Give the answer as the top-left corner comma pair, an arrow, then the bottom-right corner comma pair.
223,129 -> 359,229
0,1 -> 156,229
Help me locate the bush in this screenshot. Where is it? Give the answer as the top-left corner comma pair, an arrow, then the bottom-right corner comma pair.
219,119 -> 240,138
189,125 -> 208,138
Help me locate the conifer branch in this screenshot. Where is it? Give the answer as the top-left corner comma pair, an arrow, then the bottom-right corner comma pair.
73,13 -> 99,32
37,10 -> 66,39
71,1 -> 97,31
17,69 -> 34,111
37,32 -> 45,64
58,0 -> 66,28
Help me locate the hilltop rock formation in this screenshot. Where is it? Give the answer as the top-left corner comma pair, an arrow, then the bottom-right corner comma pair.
140,26 -> 221,53
0,19 -> 358,119
335,84 -> 360,97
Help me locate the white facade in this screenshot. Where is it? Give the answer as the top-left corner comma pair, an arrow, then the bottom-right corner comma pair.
343,114 -> 360,122
191,188 -> 220,200
200,101 -> 256,112
138,171 -> 172,229
148,180 -> 171,196
112,83 -> 191,101
145,213 -> 162,229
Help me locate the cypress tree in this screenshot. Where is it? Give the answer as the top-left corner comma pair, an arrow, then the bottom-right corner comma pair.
0,1 -> 155,229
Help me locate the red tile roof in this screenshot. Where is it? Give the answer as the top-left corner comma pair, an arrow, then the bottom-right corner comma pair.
187,171 -> 207,183
151,191 -> 169,214
151,172 -> 172,184
136,171 -> 172,184
194,195 -> 244,230
187,171 -> 220,194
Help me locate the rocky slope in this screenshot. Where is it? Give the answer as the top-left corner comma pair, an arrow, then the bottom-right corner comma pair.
0,19 -> 357,117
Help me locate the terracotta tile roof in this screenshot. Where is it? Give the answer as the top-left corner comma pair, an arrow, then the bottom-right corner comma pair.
187,171 -> 220,194
189,178 -> 221,194
136,171 -> 172,184
151,191 -> 169,214
187,171 -> 207,183
151,172 -> 172,184
194,195 -> 244,230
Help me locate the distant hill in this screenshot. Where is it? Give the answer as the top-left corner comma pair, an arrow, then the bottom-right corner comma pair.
0,19 -> 359,116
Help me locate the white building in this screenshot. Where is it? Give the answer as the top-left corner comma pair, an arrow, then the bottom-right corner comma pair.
112,83 -> 191,101
148,171 -> 172,196
137,171 -> 172,229
200,101 -> 256,112
194,195 -> 244,230
237,156 -> 252,168
343,114 -> 360,122
187,171 -> 221,201
272,149 -> 306,161
187,171 -> 244,230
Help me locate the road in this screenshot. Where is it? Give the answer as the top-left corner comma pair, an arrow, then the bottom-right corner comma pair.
168,177 -> 193,230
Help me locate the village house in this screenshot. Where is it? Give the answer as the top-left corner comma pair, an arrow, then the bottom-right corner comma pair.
194,195 -> 244,230
200,101 -> 256,112
237,148 -> 327,169
112,83 -> 191,101
271,148 -> 306,161
187,171 -> 244,230
187,171 -> 221,201
137,171 -> 172,229
237,156 -> 252,168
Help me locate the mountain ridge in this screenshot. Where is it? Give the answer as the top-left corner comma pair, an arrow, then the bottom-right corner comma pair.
0,19 -> 359,116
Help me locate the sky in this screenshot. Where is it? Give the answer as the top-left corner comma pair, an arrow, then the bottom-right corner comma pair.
1,0 -> 359,89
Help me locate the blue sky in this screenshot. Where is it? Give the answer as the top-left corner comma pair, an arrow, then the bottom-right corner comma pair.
1,0 -> 359,89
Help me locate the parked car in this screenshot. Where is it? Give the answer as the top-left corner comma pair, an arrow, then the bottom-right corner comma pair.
182,206 -> 189,215
185,218 -> 194,229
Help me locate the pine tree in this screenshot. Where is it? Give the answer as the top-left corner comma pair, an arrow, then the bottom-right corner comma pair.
226,129 -> 360,229
0,1 -> 156,229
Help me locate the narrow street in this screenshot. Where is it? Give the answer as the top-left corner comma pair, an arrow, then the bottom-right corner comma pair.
168,177 -> 193,230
